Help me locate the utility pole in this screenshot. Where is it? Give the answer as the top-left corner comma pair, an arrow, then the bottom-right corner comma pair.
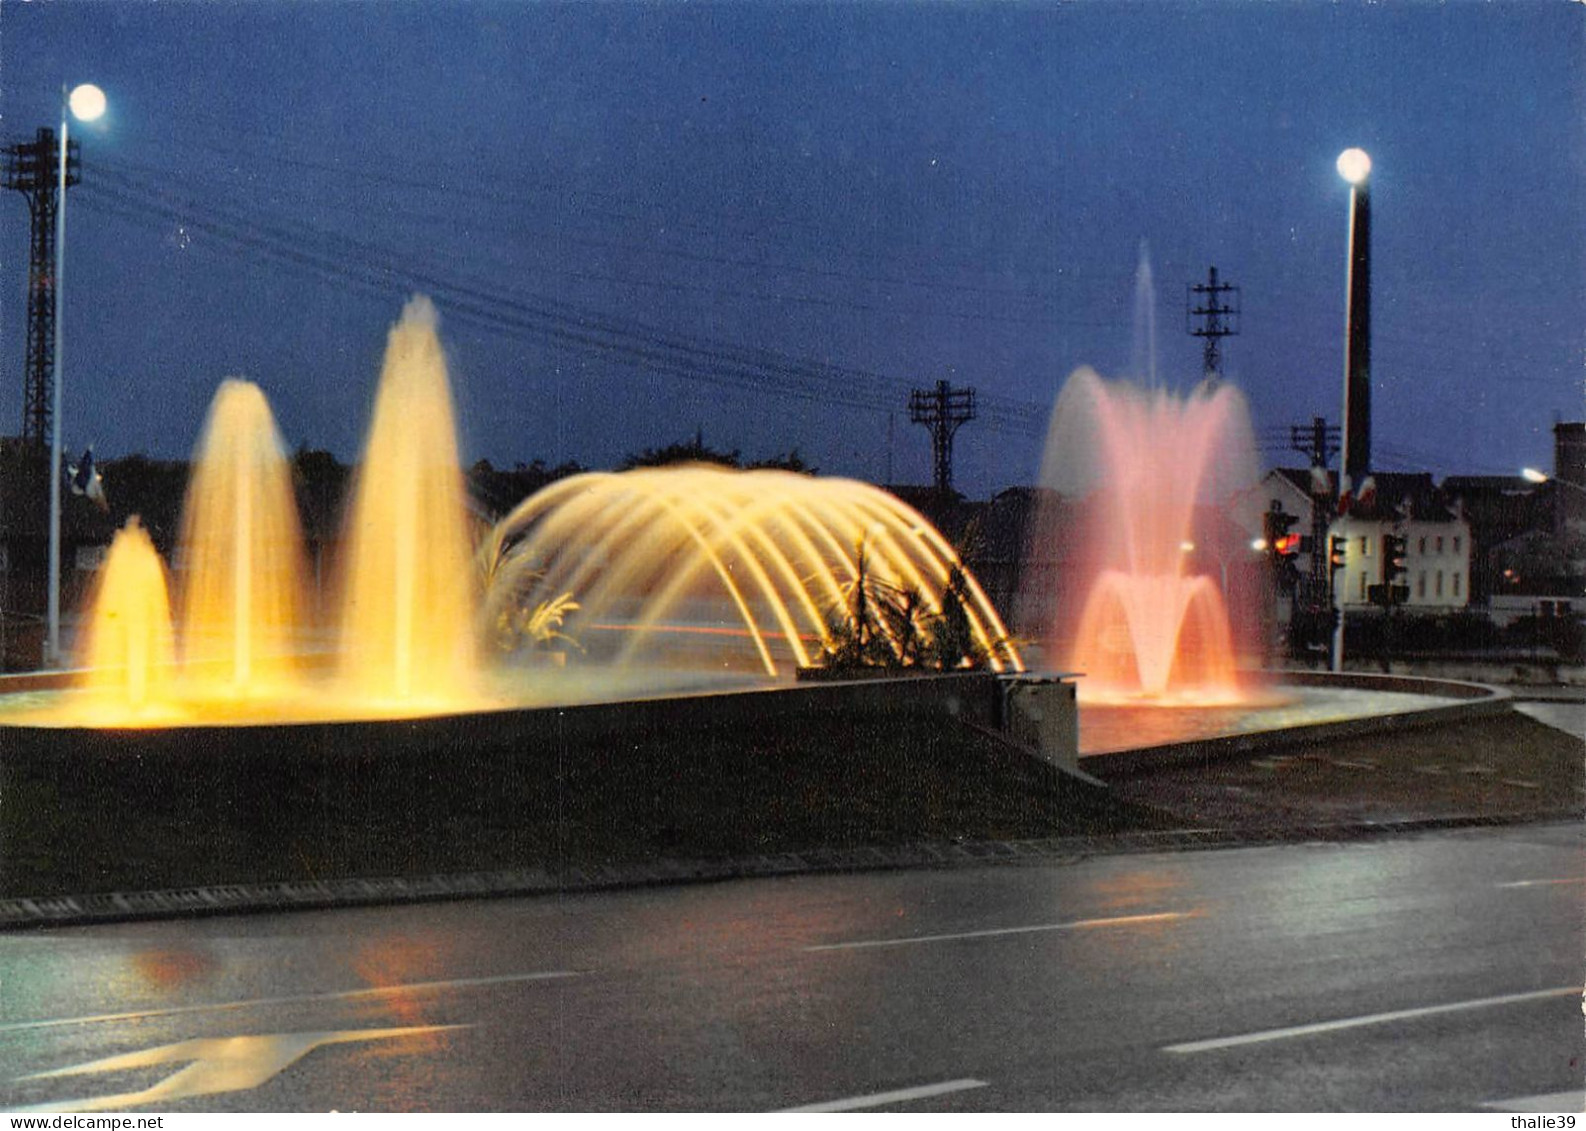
4,127 -> 81,449
1187,266 -> 1240,382
908,380 -> 976,494
1289,416 -> 1342,670
1288,417 -> 1339,589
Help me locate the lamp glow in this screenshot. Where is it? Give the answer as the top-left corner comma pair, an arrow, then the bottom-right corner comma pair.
68,83 -> 107,122
1521,467 -> 1549,484
1336,147 -> 1371,185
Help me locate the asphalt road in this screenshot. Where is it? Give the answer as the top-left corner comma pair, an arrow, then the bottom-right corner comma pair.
1,821 -> 1581,1112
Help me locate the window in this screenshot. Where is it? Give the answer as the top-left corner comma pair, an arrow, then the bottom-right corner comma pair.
1360,573 -> 1368,601
1453,536 -> 1462,555
1435,535 -> 1444,554
1360,535 -> 1371,556
1453,572 -> 1461,598
1436,570 -> 1444,597
1418,536 -> 1427,555
1417,572 -> 1426,599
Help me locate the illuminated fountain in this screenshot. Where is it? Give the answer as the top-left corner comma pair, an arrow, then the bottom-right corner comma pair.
74,518 -> 177,720
1036,367 -> 1258,704
0,293 -> 1016,729
336,296 -> 479,706
1026,245 -> 1261,704
482,465 -> 1020,680
176,378 -> 307,700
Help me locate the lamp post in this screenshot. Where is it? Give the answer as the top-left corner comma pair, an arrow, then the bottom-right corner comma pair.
1332,146 -> 1371,674
45,82 -> 106,667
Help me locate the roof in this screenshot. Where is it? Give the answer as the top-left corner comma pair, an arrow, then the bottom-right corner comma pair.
1266,467 -> 1457,523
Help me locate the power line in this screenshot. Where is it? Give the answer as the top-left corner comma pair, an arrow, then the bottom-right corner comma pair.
78,174 -> 1051,439
103,127 -> 1105,311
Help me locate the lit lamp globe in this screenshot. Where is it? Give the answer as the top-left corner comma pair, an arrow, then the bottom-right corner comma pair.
68,83 -> 107,122
1336,147 -> 1371,185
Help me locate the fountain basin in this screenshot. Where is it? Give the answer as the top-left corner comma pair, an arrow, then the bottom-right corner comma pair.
1080,671 -> 1509,771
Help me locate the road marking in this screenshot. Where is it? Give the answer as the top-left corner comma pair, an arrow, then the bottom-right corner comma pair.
1482,1091 -> 1586,1113
806,910 -> 1191,952
1163,986 -> 1583,1054
1498,877 -> 1586,889
14,1025 -> 464,1112
779,1078 -> 988,1112
0,970 -> 579,1034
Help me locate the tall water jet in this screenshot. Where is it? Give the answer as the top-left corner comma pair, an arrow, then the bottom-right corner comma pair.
338,296 -> 478,703
1034,367 -> 1259,703
76,518 -> 177,715
1130,239 -> 1159,388
177,379 -> 307,696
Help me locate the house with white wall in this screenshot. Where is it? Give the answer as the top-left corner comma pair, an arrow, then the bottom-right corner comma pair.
1259,469 -> 1472,612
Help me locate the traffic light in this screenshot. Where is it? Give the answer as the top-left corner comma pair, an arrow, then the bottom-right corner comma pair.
1381,532 -> 1410,605
1263,503 -> 1299,558
1383,533 -> 1408,582
1328,535 -> 1348,572
1263,502 -> 1301,592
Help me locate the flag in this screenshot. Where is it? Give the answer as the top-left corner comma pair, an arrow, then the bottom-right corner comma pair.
1357,475 -> 1377,511
66,447 -> 109,512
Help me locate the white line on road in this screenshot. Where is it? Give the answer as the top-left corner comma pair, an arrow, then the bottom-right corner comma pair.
806,910 -> 1192,951
1482,1091 -> 1586,1113
0,970 -> 581,1034
778,1079 -> 988,1112
1163,986 -> 1583,1054
1498,877 -> 1586,888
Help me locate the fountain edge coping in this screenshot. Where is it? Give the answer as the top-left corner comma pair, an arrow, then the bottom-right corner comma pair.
1082,671 -> 1517,775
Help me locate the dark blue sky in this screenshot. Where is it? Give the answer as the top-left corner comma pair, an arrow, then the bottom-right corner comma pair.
3,1 -> 1581,496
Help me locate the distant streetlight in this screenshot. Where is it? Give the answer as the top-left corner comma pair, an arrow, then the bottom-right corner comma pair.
1523,467 -> 1586,494
46,82 -> 106,667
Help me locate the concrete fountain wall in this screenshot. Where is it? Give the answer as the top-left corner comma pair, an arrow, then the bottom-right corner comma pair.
0,671 -> 1089,901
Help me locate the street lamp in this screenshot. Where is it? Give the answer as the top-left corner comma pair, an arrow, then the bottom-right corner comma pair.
1522,467 -> 1586,494
46,82 -> 106,667
1336,146 -> 1372,490
1333,146 -> 1371,674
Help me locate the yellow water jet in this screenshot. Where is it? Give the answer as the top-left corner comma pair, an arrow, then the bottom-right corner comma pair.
177,378 -> 307,697
76,518 -> 177,716
338,296 -> 479,703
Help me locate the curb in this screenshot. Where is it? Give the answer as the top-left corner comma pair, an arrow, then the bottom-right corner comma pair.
2,806 -> 1579,930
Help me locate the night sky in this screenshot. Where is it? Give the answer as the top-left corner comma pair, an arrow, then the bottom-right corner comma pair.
2,1 -> 1581,497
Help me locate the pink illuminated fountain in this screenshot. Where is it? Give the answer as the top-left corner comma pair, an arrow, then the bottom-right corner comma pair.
1032,251 -> 1261,704
1039,369 -> 1258,703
